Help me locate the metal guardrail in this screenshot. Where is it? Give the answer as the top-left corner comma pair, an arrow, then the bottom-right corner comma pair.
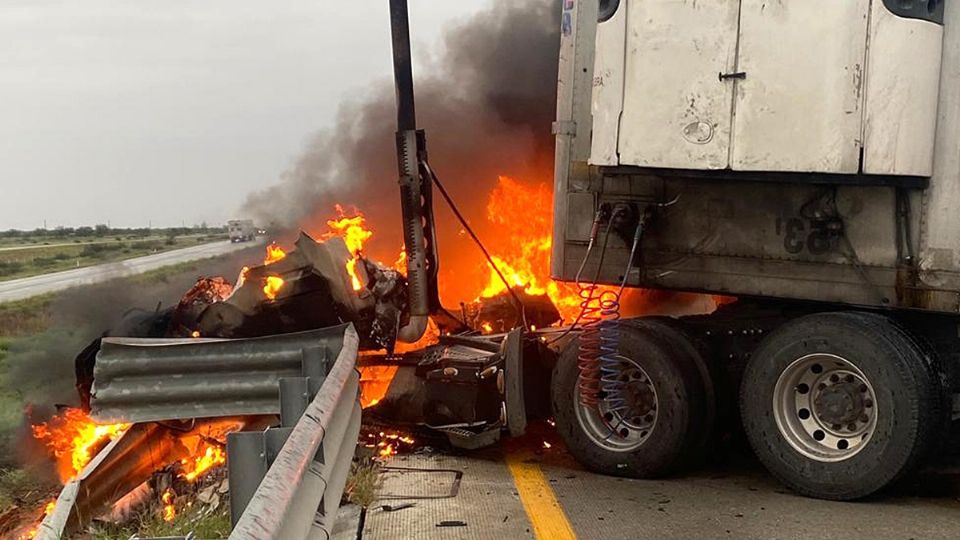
91,327 -> 348,423
229,324 -> 361,539
36,324 -> 361,539
37,422 -> 186,540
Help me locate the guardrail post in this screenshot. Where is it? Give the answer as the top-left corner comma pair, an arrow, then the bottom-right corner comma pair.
313,398 -> 362,537
227,431 -> 268,527
280,377 -> 311,427
229,325 -> 360,540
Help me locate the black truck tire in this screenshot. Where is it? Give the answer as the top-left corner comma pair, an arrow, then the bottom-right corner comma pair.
740,311 -> 944,500
551,319 -> 711,478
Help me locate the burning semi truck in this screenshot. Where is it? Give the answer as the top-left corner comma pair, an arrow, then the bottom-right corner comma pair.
21,2 -> 960,534
348,0 -> 960,503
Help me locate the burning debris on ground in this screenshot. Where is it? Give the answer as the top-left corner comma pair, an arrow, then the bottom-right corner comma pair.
9,414 -> 265,538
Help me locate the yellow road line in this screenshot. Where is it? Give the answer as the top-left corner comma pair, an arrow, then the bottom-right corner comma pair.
506,453 -> 578,540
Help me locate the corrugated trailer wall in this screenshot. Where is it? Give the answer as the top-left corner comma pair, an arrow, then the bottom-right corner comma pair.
552,0 -> 960,314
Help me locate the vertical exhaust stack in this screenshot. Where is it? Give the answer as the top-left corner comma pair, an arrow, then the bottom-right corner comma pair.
389,0 -> 441,343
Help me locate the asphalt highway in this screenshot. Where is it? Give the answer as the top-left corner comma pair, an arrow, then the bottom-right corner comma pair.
0,239 -> 262,303
361,427 -> 960,540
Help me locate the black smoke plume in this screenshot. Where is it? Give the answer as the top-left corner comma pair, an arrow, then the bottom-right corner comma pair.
242,0 -> 561,299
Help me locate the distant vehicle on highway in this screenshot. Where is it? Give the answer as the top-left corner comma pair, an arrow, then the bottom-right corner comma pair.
227,219 -> 257,243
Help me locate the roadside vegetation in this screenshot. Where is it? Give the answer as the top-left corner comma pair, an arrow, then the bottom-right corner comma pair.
0,246 -> 262,538
345,460 -> 383,508
0,225 -> 228,282
0,291 -> 234,538
87,473 -> 233,540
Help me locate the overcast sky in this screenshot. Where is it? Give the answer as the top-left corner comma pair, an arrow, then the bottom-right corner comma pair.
0,1 -> 490,230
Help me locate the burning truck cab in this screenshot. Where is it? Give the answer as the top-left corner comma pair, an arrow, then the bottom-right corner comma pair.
43,5 -> 960,536
75,228 -> 550,452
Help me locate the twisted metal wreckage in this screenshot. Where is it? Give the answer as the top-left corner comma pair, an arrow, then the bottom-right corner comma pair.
36,224 -> 550,539
34,1 -> 559,536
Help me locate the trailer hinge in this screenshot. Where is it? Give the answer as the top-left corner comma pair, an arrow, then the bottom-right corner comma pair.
552,121 -> 577,136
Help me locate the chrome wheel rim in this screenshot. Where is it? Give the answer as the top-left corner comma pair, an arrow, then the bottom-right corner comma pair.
772,353 -> 878,462
574,355 -> 658,452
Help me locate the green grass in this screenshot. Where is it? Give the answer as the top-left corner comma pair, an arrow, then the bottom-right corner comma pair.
86,491 -> 232,540
130,260 -> 204,285
0,340 -> 20,436
0,466 -> 58,515
0,338 -> 16,470
0,294 -> 53,439
0,235 -> 216,282
0,295 -> 53,337
345,460 -> 383,508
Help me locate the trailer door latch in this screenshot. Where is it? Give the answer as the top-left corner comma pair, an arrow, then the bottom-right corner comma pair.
719,71 -> 747,81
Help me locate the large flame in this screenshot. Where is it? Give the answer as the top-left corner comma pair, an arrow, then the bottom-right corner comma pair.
31,408 -> 129,482
313,176 -> 591,322
358,364 -> 398,408
322,205 -> 373,291
27,413 -> 243,535
321,176 -> 624,409
475,176 -> 585,321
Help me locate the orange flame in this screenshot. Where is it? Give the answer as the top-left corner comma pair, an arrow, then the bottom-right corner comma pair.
477,176 -> 587,321
262,276 -> 285,300
161,488 -> 176,522
358,365 -> 398,408
264,243 -> 287,265
365,430 -> 416,459
180,443 -> 226,482
31,408 -> 129,482
322,205 -> 373,291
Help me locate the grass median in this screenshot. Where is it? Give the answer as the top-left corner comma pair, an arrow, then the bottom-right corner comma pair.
0,233 -> 229,282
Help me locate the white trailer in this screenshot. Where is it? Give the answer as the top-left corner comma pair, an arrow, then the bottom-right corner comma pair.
549,0 -> 959,500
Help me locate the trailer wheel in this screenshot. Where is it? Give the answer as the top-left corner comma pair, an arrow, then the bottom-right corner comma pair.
551,320 -> 711,478
740,312 -> 943,500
